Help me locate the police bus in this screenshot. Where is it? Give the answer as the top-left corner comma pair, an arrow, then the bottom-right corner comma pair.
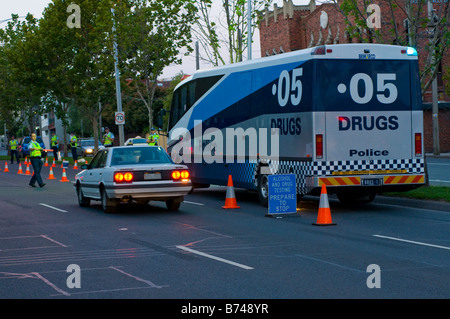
167,44 -> 425,206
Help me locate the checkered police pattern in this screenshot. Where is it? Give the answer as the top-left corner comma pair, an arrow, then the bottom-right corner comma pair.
265,158 -> 425,195
201,157 -> 425,195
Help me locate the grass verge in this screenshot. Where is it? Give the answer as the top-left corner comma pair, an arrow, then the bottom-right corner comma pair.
383,186 -> 450,203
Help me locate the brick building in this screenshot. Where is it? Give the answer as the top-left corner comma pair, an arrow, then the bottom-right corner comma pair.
259,0 -> 449,152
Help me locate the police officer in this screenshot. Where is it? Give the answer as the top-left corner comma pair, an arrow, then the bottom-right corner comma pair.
28,133 -> 45,188
147,127 -> 159,146
70,131 -> 78,162
9,135 -> 20,164
51,131 -> 59,161
103,127 -> 114,147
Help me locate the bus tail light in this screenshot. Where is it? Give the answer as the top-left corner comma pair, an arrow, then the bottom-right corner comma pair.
415,133 -> 422,156
114,172 -> 134,183
316,134 -> 323,159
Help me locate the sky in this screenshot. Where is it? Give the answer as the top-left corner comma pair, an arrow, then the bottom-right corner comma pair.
0,0 -> 310,79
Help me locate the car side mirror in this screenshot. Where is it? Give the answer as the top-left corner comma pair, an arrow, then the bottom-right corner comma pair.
81,164 -> 90,170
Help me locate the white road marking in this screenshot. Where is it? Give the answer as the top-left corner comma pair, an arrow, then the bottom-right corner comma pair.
429,180 -> 450,184
31,272 -> 71,296
184,201 -> 205,206
39,203 -> 67,213
176,245 -> 254,270
374,234 -> 450,250
109,266 -> 164,288
40,235 -> 68,248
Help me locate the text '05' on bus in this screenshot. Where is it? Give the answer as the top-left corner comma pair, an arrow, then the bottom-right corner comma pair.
166,44 -> 425,207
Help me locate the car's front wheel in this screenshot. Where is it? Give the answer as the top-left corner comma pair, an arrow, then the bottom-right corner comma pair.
101,187 -> 117,213
76,183 -> 90,207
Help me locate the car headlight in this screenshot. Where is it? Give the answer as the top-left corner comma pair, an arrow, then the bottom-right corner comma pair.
86,148 -> 93,153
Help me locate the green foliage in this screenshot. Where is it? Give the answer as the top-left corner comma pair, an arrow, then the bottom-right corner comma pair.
0,0 -> 197,145
336,0 -> 449,94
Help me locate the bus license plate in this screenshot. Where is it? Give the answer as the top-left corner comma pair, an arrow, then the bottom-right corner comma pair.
362,178 -> 382,186
144,172 -> 161,180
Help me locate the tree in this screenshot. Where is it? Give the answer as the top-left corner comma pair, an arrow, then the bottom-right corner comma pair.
332,0 -> 449,96
193,0 -> 271,66
40,0 -> 117,152
116,0 -> 198,132
0,14 -> 47,138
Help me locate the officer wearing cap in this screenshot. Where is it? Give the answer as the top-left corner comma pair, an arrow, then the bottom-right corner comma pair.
147,127 -> 159,146
103,127 -> 114,147
28,133 -> 45,188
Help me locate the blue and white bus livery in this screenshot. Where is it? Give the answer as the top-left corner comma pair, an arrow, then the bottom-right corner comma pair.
167,44 -> 426,206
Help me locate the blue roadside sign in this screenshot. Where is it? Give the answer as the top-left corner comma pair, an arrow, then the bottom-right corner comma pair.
268,174 -> 297,216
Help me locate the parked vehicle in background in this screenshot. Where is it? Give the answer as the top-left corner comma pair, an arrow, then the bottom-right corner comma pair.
76,138 -> 105,157
18,136 -> 46,158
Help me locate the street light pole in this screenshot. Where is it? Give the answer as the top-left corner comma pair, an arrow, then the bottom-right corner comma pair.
428,0 -> 440,155
111,7 -> 125,146
247,0 -> 252,60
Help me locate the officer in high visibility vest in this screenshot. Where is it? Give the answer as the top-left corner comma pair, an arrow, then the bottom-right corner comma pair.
51,131 -> 59,161
28,133 -> 45,188
102,127 -> 114,147
147,127 -> 159,146
9,135 -> 20,164
70,132 -> 78,162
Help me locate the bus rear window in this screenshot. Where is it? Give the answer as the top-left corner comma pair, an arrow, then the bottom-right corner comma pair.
316,60 -> 416,112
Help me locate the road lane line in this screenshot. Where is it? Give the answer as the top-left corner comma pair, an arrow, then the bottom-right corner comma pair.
39,203 -> 67,213
40,235 -> 68,248
429,180 -> 450,184
374,235 -> 450,250
176,245 -> 254,270
184,201 -> 205,206
109,266 -> 165,288
31,272 -> 71,296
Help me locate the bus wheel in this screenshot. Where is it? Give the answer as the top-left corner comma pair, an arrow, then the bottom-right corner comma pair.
257,174 -> 269,207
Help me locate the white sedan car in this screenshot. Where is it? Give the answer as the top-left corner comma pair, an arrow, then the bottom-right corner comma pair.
74,146 -> 192,213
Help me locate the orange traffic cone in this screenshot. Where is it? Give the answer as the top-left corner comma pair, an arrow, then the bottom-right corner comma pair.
52,157 -> 56,167
4,162 -> 9,172
17,163 -> 23,174
47,166 -> 56,180
60,168 -> 69,182
312,184 -> 336,226
24,163 -> 31,175
222,175 -> 240,209
44,157 -> 49,166
73,160 -> 78,169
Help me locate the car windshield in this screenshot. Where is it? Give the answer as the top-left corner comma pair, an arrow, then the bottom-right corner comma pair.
111,147 -> 172,166
81,140 -> 98,146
